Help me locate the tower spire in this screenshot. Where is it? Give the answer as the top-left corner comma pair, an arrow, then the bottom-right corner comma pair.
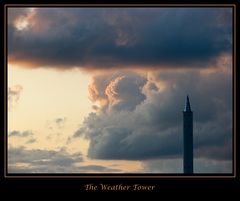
184,95 -> 192,112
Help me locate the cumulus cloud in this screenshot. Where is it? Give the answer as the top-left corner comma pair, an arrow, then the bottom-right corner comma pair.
8,85 -> 23,110
8,8 -> 232,69
75,67 -> 232,163
88,72 -> 146,112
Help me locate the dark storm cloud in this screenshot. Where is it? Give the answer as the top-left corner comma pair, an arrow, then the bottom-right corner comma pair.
75,68 -> 232,161
8,8 -> 232,69
86,125 -> 182,160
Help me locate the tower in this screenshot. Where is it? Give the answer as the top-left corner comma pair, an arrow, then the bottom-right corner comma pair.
183,95 -> 193,174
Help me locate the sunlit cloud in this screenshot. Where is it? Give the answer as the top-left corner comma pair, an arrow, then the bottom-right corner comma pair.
14,8 -> 36,31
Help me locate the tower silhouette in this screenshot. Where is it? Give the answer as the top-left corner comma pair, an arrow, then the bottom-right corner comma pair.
183,95 -> 193,174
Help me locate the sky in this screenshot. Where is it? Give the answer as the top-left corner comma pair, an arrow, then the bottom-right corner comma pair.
7,7 -> 233,173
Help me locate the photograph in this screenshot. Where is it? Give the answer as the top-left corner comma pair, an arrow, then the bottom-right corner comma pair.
1,1 -> 239,193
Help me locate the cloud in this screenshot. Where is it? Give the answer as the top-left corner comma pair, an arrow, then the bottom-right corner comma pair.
143,158 -> 232,173
8,8 -> 36,26
8,130 -> 37,146
75,68 -> 232,163
9,130 -> 33,138
76,165 -> 120,173
8,8 -> 232,69
8,85 -> 23,110
143,159 -> 183,173
72,127 -> 85,138
55,117 -> 66,128
26,138 -> 37,144
8,146 -> 83,173
46,117 -> 67,130
194,158 -> 232,173
88,72 -> 146,112
8,146 -> 121,173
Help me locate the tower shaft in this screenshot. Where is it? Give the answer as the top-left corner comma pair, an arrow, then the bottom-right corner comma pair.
183,96 -> 193,174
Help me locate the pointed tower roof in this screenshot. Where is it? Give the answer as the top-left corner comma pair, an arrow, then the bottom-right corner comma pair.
184,95 -> 192,112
